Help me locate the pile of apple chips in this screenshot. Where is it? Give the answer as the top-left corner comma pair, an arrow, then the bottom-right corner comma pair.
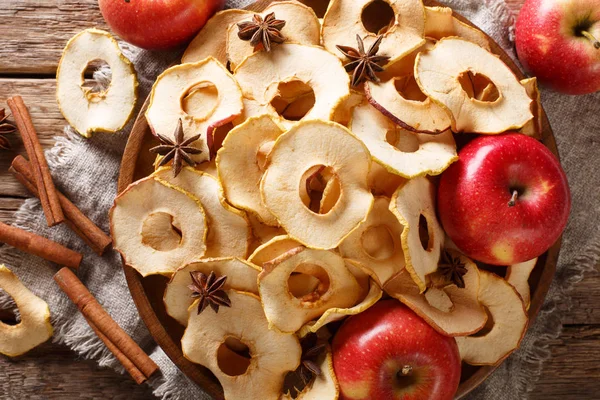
110,1 -> 542,398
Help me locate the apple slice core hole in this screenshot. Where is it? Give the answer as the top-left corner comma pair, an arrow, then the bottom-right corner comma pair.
270,80 -> 316,122
394,75 -> 428,102
457,71 -> 500,102
386,128 -> 420,153
181,81 -> 219,121
0,289 -> 20,326
471,306 -> 495,337
217,336 -> 252,376
141,211 -> 183,251
299,165 -> 341,215
361,0 -> 395,34
361,224 -> 396,260
288,263 -> 331,303
418,214 -> 433,252
82,59 -> 112,101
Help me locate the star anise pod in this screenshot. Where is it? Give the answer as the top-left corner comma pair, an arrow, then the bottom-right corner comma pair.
438,249 -> 468,288
0,109 -> 17,150
188,271 -> 231,315
284,333 -> 327,397
237,12 -> 286,52
149,118 -> 202,178
336,34 -> 390,87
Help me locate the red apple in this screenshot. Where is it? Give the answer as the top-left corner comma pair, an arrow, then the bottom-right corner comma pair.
515,0 -> 600,95
98,0 -> 226,50
438,133 -> 570,265
332,301 -> 461,400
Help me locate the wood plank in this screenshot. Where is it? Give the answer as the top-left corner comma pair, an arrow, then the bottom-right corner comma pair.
0,0 -> 107,75
0,197 -> 25,225
559,272 -> 600,325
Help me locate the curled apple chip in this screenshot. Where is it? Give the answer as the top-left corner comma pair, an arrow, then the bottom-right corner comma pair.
216,115 -> 284,227
520,77 -> 543,139
415,38 -> 533,133
153,167 -> 250,258
146,58 -> 243,164
383,255 -> 487,336
339,197 -> 405,285
367,162 -> 407,197
248,235 -> 302,267
260,120 -> 374,249
322,0 -> 425,65
247,215 -> 287,255
390,177 -> 444,291
351,101 -> 457,179
164,258 -> 260,326
56,28 -> 137,138
182,290 -> 302,400
258,247 -> 362,333
332,90 -> 365,127
456,270 -> 529,365
110,176 -> 207,277
233,44 -> 350,126
506,258 -> 537,310
424,6 -> 491,51
226,1 -> 321,70
0,265 -> 53,357
282,346 -> 340,400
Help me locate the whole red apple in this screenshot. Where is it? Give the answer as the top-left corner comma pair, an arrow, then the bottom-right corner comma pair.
332,301 -> 461,400
515,0 -> 600,95
438,133 -> 570,265
98,0 -> 225,50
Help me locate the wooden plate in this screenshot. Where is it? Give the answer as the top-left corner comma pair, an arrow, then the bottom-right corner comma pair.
117,1 -> 561,398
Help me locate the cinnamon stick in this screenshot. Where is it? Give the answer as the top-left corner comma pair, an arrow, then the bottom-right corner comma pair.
10,155 -> 112,256
7,96 -> 64,227
54,267 -> 159,379
0,221 -> 82,269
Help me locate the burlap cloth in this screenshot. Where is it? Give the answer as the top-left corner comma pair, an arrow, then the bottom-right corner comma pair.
1,0 -> 598,398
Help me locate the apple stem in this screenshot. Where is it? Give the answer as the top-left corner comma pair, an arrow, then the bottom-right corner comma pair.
581,30 -> 600,49
400,365 -> 413,376
508,190 -> 519,207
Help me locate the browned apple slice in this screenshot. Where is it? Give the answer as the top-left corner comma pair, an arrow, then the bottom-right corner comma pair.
506,257 -> 537,310
424,6 -> 491,50
520,77 -> 543,139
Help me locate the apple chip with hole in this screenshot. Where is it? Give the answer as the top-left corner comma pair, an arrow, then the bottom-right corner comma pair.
390,177 -> 444,291
339,196 -> 405,285
182,290 -> 302,400
424,6 -> 491,50
456,270 -> 529,365
164,258 -> 260,326
383,254 -> 488,336
260,120 -> 374,249
110,176 -> 207,277
506,258 -> 537,310
351,101 -> 458,178
258,247 -> 363,333
415,38 -> 532,133
153,167 -> 250,258
56,28 -> 137,138
233,44 -> 350,127
216,115 -> 284,226
322,0 -> 425,65
146,58 -> 243,164
0,265 -> 53,357
520,77 -> 543,139
226,1 -> 321,70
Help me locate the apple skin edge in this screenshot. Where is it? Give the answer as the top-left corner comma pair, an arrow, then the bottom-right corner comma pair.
438,133 -> 571,266
515,0 -> 600,95
332,300 -> 461,400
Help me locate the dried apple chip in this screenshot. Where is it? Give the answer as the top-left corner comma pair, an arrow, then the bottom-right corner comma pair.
182,290 -> 302,400
0,265 -> 53,357
258,247 -> 362,333
110,176 -> 207,277
260,120 -> 374,249
390,177 -> 444,291
351,101 -> 457,179
248,235 -> 302,267
520,77 -> 543,139
146,58 -> 243,164
282,346 -> 340,400
424,6 -> 491,51
415,38 -> 533,133
367,162 -> 407,197
154,167 -> 250,258
56,28 -> 137,138
164,258 -> 260,325
247,215 -> 287,255
506,257 -> 537,310
456,270 -> 529,365
332,90 -> 365,127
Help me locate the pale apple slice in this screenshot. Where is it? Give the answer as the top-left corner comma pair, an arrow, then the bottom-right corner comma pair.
367,162 -> 407,197
164,258 -> 260,326
110,176 -> 207,277
424,6 -> 491,51
258,247 -> 362,333
56,28 -> 137,138
415,38 -> 533,134
365,77 -> 452,134
260,120 -> 374,249
350,101 -> 458,179
456,270 -> 529,365
520,77 -> 543,139
322,0 -> 425,65
216,115 -> 284,227
282,347 -> 340,400
226,1 -> 321,70
377,41 -> 434,83
384,255 -> 487,336
248,235 -> 302,267
332,90 -> 365,127
0,265 -> 53,357
153,167 -> 251,258
247,214 -> 287,255
146,58 -> 243,164
182,9 -> 253,65
182,290 -> 302,400
390,177 -> 444,291
506,258 -> 537,310
339,196 -> 405,285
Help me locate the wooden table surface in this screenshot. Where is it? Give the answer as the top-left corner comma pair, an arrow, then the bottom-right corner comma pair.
0,1 -> 598,399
